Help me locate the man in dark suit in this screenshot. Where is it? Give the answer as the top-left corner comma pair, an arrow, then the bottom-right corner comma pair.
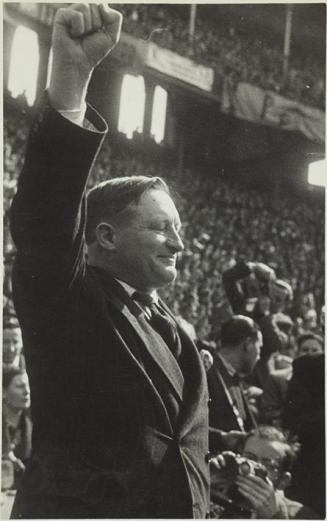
283,353 -> 325,518
9,4 -> 209,518
207,316 -> 262,452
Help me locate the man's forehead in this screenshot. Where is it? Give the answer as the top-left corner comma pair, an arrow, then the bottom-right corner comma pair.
300,338 -> 322,350
3,328 -> 22,339
245,436 -> 287,461
137,189 -> 180,218
12,372 -> 29,385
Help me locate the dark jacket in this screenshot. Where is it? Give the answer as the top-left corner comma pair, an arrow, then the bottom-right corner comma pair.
207,354 -> 256,452
10,95 -> 210,519
283,354 -> 325,518
222,261 -> 285,388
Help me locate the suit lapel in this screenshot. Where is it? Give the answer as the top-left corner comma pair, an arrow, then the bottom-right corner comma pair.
159,298 -> 210,436
90,267 -> 184,403
172,323 -> 209,437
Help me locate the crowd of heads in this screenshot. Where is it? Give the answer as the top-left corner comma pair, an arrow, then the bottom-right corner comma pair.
3,97 -> 325,345
119,3 -> 325,109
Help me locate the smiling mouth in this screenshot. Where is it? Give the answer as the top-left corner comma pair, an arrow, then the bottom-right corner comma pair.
159,256 -> 176,265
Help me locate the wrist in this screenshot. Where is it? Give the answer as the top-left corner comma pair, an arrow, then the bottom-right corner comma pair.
49,61 -> 91,111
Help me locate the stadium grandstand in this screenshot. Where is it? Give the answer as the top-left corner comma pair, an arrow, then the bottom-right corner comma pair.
2,3 -> 326,518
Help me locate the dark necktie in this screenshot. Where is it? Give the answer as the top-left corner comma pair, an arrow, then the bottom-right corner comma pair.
133,291 -> 181,358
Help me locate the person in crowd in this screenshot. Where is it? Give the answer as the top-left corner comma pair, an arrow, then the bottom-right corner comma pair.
175,299 -> 198,343
210,425 -> 319,519
9,5 -> 210,518
222,260 -> 293,389
283,353 -> 325,518
2,366 -> 32,490
2,318 -> 25,369
207,315 -> 262,453
260,332 -> 324,425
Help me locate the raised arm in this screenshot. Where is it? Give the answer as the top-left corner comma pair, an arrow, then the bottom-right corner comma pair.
49,3 -> 122,112
10,4 -> 122,280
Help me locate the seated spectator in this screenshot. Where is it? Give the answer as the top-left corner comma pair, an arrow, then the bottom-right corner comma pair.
207,315 -> 263,453
3,318 -> 25,369
222,260 -> 290,388
210,425 -> 319,518
2,366 -> 32,490
260,333 -> 324,425
302,308 -> 320,334
283,353 -> 325,518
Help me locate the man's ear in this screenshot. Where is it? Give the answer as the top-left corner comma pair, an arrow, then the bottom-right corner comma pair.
277,471 -> 292,491
95,222 -> 117,251
243,337 -> 252,352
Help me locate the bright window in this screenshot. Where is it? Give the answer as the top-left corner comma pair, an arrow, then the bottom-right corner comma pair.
150,85 -> 167,144
46,47 -> 53,88
118,74 -> 145,139
308,159 -> 326,187
8,26 -> 39,106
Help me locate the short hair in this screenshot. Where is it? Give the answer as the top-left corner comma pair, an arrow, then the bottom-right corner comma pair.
297,332 -> 324,350
272,279 -> 293,302
3,316 -> 20,330
3,365 -> 25,389
244,425 -> 300,472
85,176 -> 169,245
220,315 -> 259,348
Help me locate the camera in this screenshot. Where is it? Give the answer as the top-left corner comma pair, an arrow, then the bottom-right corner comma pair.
210,452 -> 268,518
219,451 -> 268,481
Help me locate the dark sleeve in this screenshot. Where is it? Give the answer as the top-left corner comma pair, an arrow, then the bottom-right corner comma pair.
283,356 -> 324,437
10,92 -> 107,292
222,261 -> 251,315
260,374 -> 283,424
257,315 -> 283,359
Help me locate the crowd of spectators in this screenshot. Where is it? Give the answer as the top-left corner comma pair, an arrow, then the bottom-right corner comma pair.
3,98 -> 325,343
2,86 -> 325,516
118,3 -> 325,109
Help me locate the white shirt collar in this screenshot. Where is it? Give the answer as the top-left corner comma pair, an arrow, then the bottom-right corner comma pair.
115,279 -> 159,304
218,353 -> 237,377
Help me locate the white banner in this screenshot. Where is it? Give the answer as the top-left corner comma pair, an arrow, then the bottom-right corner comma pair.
222,80 -> 325,143
144,42 -> 214,92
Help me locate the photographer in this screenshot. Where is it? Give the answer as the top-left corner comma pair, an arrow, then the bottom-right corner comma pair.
222,261 -> 293,389
210,425 -> 319,519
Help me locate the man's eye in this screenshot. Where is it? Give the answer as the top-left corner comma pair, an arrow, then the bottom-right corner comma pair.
151,223 -> 166,232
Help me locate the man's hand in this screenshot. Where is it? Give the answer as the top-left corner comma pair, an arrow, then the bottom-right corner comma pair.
200,349 -> 213,371
49,3 -> 122,111
235,474 -> 279,518
209,454 -> 231,496
220,430 -> 247,451
249,262 -> 276,282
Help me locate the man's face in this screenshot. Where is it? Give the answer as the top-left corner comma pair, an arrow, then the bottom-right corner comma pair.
3,328 -> 22,364
243,435 -> 288,487
242,331 -> 262,375
270,284 -> 290,311
112,189 -> 184,291
298,338 -> 323,356
4,372 -> 30,411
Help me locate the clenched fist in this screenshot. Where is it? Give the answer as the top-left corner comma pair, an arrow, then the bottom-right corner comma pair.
49,3 -> 122,111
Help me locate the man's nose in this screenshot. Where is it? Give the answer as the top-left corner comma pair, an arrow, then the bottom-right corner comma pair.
167,229 -> 184,252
